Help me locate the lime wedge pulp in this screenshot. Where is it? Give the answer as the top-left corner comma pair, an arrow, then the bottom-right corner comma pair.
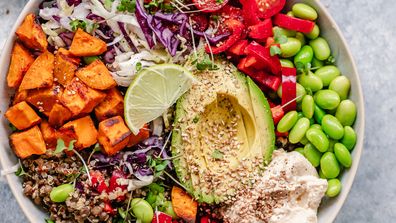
124,64 -> 195,134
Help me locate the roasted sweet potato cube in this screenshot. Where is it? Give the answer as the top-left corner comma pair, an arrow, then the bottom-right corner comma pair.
26,84 -> 63,116
10,126 -> 46,159
15,14 -> 48,52
13,90 -> 28,105
40,120 -> 58,149
5,101 -> 41,130
60,78 -> 106,116
54,50 -> 78,86
69,29 -> 107,56
171,186 -> 198,223
98,116 -> 131,156
59,116 -> 98,150
95,88 -> 124,121
7,42 -> 34,88
48,103 -> 73,128
127,124 -> 150,148
19,51 -> 54,91
75,60 -> 116,90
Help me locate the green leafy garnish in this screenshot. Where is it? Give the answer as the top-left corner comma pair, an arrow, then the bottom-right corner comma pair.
148,156 -> 170,177
216,0 -> 224,3
274,29 -> 288,44
8,123 -> 17,132
15,160 -> 27,177
212,149 -> 224,159
45,219 -> 55,223
136,62 -> 142,72
70,20 -> 87,31
196,58 -> 219,71
296,62 -> 312,75
54,139 -> 76,154
117,0 -> 136,13
270,45 -> 282,56
324,55 -> 336,65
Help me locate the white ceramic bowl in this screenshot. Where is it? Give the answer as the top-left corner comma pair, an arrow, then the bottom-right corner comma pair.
0,0 -> 365,222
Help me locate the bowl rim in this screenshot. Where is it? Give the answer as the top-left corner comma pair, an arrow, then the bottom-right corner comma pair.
0,0 -> 365,222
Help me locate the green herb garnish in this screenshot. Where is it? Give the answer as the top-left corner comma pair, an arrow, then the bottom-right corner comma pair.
15,160 -> 27,177
270,45 -> 282,56
136,62 -> 142,72
117,0 -> 136,13
70,20 -> 87,31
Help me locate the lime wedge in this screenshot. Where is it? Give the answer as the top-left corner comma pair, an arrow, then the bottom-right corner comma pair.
124,64 -> 195,134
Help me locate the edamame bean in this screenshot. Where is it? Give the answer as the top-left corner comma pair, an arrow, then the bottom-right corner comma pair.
314,65 -> 340,86
320,152 -> 340,179
277,83 -> 306,102
295,32 -> 306,46
335,100 -> 357,126
328,139 -> 337,152
294,45 -> 313,67
313,104 -> 326,124
310,124 -> 322,131
300,136 -> 309,145
310,37 -> 331,60
311,57 -> 324,69
280,59 -> 295,68
329,76 -> 351,100
326,179 -> 342,197
298,71 -> 323,92
277,111 -> 299,133
280,38 -> 302,58
273,26 -> 297,37
314,90 -> 340,110
306,128 -> 329,152
304,143 -> 322,167
289,117 -> 310,144
131,198 -> 154,223
295,147 -> 305,155
305,24 -> 320,39
292,3 -> 318,20
286,11 -> 295,17
50,184 -> 74,203
334,143 -> 352,168
302,95 -> 315,118
321,114 -> 344,140
341,126 -> 357,150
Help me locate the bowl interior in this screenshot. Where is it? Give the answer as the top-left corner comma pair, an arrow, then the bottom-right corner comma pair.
0,1 -> 364,223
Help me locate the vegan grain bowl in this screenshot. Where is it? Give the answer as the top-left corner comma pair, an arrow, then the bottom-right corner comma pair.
0,0 -> 364,223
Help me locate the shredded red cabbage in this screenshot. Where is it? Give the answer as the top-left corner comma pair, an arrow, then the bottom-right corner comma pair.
103,46 -> 116,64
135,0 -> 155,48
59,31 -> 75,47
117,22 -> 138,53
65,0 -> 82,6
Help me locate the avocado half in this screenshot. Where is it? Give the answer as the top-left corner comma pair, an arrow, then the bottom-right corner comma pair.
171,58 -> 275,204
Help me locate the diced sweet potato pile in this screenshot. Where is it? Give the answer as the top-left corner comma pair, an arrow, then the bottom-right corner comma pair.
4,15 -> 150,159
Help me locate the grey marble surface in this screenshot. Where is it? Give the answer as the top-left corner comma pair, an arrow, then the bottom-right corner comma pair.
0,0 -> 393,222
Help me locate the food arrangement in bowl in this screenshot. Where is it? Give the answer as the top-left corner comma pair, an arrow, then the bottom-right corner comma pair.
0,0 -> 363,222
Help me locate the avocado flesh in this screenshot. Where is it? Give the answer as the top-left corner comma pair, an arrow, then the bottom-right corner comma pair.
171,58 -> 275,203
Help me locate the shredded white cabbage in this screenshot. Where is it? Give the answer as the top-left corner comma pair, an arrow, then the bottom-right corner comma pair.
111,50 -> 171,87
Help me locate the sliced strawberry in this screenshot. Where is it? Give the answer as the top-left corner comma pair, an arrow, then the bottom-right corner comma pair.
152,212 -> 173,223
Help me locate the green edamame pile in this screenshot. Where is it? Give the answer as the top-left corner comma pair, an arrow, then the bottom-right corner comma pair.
276,3 -> 358,198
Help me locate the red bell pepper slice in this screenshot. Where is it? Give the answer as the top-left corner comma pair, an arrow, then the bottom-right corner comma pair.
276,130 -> 289,137
271,105 -> 284,125
254,73 -> 282,91
104,202 -> 117,215
152,212 -> 173,223
248,19 -> 273,41
227,39 -> 249,56
281,67 -> 297,112
244,41 -> 281,76
273,14 -> 315,33
205,19 -> 245,54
